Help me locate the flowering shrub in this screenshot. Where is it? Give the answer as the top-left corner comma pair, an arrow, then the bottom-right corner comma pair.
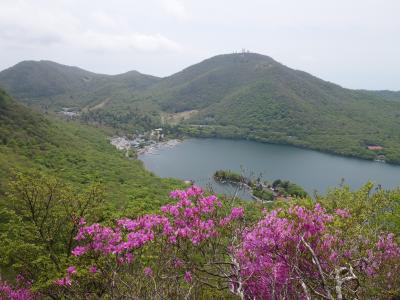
55,186 -> 245,298
362,233 -> 400,296
69,186 -> 242,259
47,186 -> 400,299
236,204 -> 338,298
236,205 -> 400,299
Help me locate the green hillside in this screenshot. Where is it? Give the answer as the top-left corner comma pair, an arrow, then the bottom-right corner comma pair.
0,89 -> 181,212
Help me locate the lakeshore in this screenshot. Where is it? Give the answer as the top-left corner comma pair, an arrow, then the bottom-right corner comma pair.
110,133 -> 182,156
136,139 -> 182,155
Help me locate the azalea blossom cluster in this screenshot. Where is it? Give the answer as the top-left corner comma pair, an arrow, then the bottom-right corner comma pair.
0,276 -> 35,300
57,186 -> 244,286
235,205 -> 346,297
362,233 -> 400,291
236,204 -> 400,298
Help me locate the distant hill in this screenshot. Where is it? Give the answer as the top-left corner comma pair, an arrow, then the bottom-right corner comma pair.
0,60 -> 160,110
2,54 -> 400,163
0,89 -> 180,208
366,90 -> 400,102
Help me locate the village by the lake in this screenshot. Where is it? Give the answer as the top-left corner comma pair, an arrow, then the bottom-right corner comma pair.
110,128 -> 181,156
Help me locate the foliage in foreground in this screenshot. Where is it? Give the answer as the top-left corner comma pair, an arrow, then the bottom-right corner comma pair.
0,171 -> 106,291
2,184 -> 399,299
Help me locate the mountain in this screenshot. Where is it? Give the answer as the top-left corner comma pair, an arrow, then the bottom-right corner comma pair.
136,53 -> 400,163
2,53 -> 400,163
145,53 -> 280,112
146,53 -> 400,112
0,88 -> 180,208
0,60 -> 160,110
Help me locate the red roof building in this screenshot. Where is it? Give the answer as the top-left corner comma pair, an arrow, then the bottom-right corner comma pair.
367,145 -> 384,151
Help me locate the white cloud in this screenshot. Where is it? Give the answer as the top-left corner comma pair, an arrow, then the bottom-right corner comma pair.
0,0 -> 182,53
89,11 -> 121,30
161,0 -> 190,21
71,31 -> 182,52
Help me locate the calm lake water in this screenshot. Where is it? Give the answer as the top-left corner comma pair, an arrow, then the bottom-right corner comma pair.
139,138 -> 400,198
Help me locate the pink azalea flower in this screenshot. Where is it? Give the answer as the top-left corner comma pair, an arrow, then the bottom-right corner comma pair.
71,246 -> 87,257
55,276 -> 72,286
144,267 -> 153,277
66,266 -> 76,275
184,271 -> 193,283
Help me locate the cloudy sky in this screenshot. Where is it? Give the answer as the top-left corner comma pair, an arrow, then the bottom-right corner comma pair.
0,0 -> 399,90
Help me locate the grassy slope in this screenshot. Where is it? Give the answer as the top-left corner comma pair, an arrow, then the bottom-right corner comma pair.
0,89 -> 182,214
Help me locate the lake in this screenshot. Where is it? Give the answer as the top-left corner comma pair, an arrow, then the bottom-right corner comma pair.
139,138 -> 400,198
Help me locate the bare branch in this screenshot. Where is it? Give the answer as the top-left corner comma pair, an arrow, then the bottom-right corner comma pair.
301,236 -> 334,300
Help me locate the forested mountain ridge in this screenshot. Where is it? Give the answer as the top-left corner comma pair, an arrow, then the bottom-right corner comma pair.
145,53 -> 284,112
2,53 -> 400,163
0,60 -> 160,111
143,53 -> 400,112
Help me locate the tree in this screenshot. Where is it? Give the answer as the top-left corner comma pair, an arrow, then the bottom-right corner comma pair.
0,171 -> 105,291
